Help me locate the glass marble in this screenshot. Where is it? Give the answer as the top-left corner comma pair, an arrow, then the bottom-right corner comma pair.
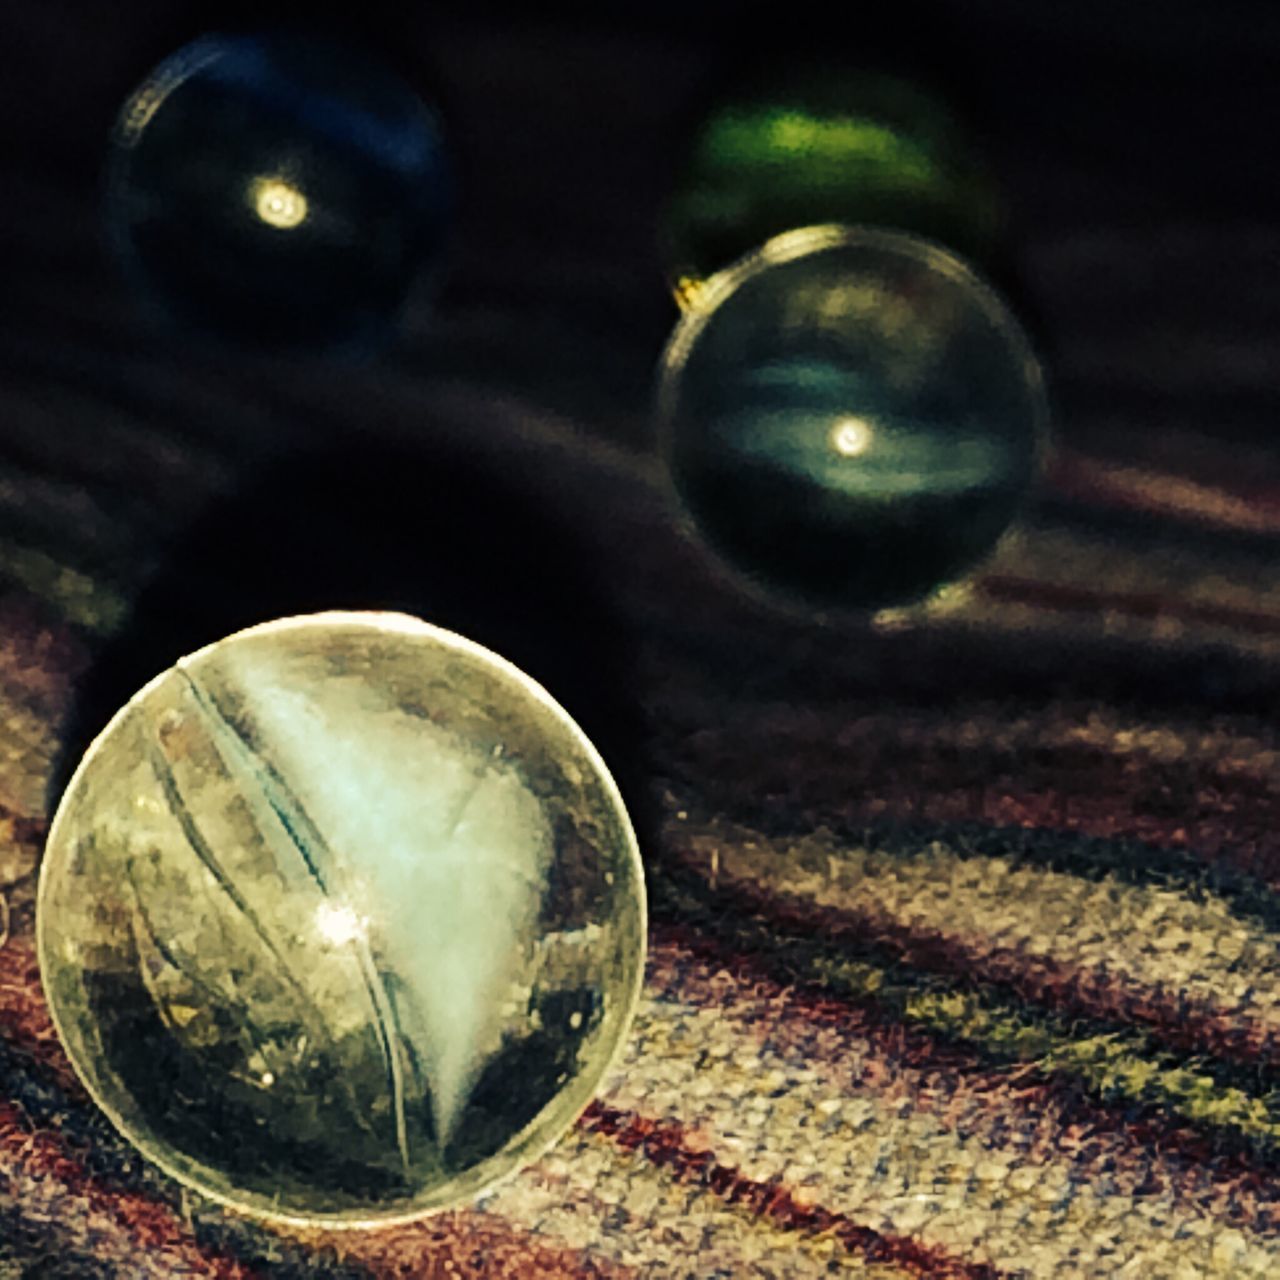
661,67 -> 1001,300
38,612 -> 646,1226
105,33 -> 453,352
656,225 -> 1049,613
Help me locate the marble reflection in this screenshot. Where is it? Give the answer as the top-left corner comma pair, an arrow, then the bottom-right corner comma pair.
250,176 -> 309,230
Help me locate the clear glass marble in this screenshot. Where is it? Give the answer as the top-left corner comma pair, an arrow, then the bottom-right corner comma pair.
656,224 -> 1049,614
38,613 -> 646,1226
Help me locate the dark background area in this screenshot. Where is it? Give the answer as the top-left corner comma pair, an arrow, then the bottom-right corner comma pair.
4,1 -> 1278,447
2,0 -> 1280,814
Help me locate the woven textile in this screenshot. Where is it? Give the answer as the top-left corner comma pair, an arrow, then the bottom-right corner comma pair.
5,5 -> 1280,1277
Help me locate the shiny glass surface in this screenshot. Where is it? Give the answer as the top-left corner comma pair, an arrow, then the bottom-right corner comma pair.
657,226 -> 1048,613
38,613 -> 645,1226
105,33 -> 453,352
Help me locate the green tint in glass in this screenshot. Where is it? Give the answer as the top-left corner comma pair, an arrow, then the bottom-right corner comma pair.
662,68 -> 1001,303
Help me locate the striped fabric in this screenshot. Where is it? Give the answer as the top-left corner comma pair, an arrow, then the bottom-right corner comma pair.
7,397 -> 1280,1277
4,6 -> 1280,1276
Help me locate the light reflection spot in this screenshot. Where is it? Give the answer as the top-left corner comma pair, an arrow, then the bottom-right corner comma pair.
314,902 -> 364,946
830,417 -> 874,458
251,178 -> 308,229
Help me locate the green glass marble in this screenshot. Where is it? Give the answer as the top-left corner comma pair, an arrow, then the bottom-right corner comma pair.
657,225 -> 1048,613
38,612 -> 645,1226
661,67 -> 1001,297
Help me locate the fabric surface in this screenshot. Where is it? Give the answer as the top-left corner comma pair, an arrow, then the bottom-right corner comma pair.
4,4 -> 1280,1276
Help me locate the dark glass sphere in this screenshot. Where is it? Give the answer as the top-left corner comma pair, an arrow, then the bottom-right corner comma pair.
657,226 -> 1049,614
105,32 -> 453,353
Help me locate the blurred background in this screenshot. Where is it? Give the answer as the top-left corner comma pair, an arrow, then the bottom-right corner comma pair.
0,0 -> 1276,841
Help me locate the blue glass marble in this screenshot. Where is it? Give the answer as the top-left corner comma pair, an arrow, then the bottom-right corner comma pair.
105,33 -> 453,353
657,226 -> 1049,613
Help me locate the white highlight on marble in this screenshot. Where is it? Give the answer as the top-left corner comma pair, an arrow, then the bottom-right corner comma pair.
829,415 -> 874,458
250,176 -> 309,229
314,902 -> 366,948
224,652 -> 554,1150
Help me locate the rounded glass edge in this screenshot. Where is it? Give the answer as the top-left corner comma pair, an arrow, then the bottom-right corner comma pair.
37,609 -> 648,1228
652,223 -> 1055,625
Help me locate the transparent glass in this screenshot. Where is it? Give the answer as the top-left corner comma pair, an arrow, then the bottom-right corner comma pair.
38,612 -> 646,1227
656,225 -> 1049,615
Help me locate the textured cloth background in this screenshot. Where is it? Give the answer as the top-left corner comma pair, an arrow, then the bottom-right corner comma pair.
4,3 -> 1280,1276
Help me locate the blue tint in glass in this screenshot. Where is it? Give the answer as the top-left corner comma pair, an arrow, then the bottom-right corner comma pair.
106,33 -> 453,354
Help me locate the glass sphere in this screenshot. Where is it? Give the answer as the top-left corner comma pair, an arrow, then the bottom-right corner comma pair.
105,33 -> 453,353
661,66 -> 1001,298
656,225 -> 1049,613
38,612 -> 646,1226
